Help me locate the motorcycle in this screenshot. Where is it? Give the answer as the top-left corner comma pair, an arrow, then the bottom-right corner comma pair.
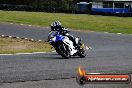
47,30 -> 86,59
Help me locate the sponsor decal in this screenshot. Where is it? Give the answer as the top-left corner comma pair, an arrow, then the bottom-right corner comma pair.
76,67 -> 131,85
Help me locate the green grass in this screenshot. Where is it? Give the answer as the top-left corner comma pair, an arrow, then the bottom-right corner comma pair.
0,10 -> 132,34
0,37 -> 53,54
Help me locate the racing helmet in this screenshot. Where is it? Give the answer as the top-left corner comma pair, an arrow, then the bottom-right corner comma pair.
50,21 -> 61,31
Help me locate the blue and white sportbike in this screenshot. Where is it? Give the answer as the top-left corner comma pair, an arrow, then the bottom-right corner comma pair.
48,31 -> 86,59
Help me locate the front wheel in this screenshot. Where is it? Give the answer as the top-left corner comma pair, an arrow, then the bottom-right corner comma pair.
58,43 -> 70,59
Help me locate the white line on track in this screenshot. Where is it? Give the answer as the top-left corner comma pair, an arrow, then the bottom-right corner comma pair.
38,40 -> 42,42
9,36 -> 12,38
15,53 -> 33,55
104,32 -> 108,33
0,52 -> 53,56
32,52 -> 46,54
0,47 -> 92,56
117,33 -> 122,34
20,24 -> 24,26
16,37 -> 20,39
30,39 -> 34,41
28,25 -> 32,27
0,54 -> 13,56
24,38 -> 28,40
4,22 -> 132,36
1,35 -> 5,37
51,51 -> 56,53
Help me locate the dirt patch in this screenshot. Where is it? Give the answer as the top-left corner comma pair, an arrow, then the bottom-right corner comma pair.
0,37 -> 52,54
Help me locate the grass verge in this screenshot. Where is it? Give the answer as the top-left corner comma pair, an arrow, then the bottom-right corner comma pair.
0,37 -> 52,54
0,10 -> 132,34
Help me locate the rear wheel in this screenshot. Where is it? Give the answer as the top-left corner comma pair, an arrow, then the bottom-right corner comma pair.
78,48 -> 86,58
78,41 -> 86,58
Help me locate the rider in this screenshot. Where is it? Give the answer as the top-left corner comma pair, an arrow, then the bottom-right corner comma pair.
50,21 -> 79,48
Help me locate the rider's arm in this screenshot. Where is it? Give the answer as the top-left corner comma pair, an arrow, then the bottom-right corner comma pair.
61,27 -> 70,34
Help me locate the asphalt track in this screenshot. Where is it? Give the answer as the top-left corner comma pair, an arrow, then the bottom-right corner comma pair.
0,22 -> 132,88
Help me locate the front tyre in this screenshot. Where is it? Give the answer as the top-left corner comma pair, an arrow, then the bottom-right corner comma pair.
58,43 -> 70,59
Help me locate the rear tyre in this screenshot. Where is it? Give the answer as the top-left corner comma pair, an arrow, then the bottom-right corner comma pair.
78,48 -> 86,58
77,40 -> 86,58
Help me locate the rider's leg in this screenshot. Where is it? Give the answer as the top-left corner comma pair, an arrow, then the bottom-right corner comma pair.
67,35 -> 78,47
